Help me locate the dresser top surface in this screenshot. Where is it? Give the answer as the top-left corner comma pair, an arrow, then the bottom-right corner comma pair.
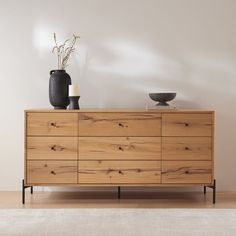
25,108 -> 214,113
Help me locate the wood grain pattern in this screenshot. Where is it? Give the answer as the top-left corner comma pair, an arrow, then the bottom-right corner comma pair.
78,161 -> 161,184
162,137 -> 212,160
79,137 -> 161,160
27,113 -> 78,136
162,114 -> 212,136
27,137 -> 78,160
27,161 -> 77,184
79,113 -> 161,136
24,110 -> 214,188
162,161 -> 212,184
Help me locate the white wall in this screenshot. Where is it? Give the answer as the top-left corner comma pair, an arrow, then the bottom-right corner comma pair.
0,0 -> 235,191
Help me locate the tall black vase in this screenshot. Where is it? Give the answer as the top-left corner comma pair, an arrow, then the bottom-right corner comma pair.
49,70 -> 71,109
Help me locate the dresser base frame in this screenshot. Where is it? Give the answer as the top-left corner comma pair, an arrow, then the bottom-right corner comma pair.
21,180 -> 216,204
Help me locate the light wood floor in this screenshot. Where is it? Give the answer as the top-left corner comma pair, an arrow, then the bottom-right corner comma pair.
0,190 -> 235,208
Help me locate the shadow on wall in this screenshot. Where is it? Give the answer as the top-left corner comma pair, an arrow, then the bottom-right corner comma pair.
75,39 -> 236,110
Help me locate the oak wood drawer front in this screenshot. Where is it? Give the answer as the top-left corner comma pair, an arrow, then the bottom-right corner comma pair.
79,137 -> 161,160
27,113 -> 78,136
162,114 -> 212,136
78,161 -> 161,184
162,137 -> 212,161
162,161 -> 212,184
79,113 -> 161,136
27,161 -> 77,184
27,137 -> 78,160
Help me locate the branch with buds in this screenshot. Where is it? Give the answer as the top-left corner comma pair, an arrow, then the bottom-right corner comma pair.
52,33 -> 80,70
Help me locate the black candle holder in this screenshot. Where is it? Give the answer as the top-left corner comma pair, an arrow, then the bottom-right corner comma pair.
69,96 -> 80,110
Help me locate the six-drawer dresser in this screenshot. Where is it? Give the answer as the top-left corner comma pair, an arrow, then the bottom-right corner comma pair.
23,109 -> 215,204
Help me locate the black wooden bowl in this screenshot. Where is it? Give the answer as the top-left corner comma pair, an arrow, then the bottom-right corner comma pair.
149,93 -> 176,106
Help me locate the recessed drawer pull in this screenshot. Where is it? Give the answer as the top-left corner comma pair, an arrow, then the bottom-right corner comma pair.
51,171 -> 56,175
185,170 -> 189,174
185,123 -> 189,127
185,147 -> 189,150
118,123 -> 124,127
118,146 -> 124,151
50,145 -> 64,151
118,170 -> 124,175
50,122 -> 58,128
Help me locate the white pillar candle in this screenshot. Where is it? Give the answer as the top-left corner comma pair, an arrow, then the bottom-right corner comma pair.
69,85 -> 80,97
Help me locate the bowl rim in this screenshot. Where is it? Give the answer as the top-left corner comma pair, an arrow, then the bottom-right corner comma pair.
149,92 -> 176,94
149,92 -> 177,95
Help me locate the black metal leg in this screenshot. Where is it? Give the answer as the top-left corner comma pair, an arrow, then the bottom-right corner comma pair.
22,179 -> 25,204
118,186 -> 121,199
22,179 -> 33,204
204,179 -> 216,204
213,179 -> 216,204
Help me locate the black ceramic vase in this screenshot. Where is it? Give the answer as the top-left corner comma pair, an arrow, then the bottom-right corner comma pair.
49,70 -> 71,109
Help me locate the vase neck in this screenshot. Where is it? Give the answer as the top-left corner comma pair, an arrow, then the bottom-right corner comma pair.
56,70 -> 66,72
50,69 -> 66,75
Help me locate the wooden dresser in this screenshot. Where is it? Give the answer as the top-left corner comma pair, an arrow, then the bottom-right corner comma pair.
23,109 -> 215,203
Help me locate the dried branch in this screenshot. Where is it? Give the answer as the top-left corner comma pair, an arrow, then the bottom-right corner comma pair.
53,33 -> 58,47
52,33 -> 80,70
52,46 -> 58,53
